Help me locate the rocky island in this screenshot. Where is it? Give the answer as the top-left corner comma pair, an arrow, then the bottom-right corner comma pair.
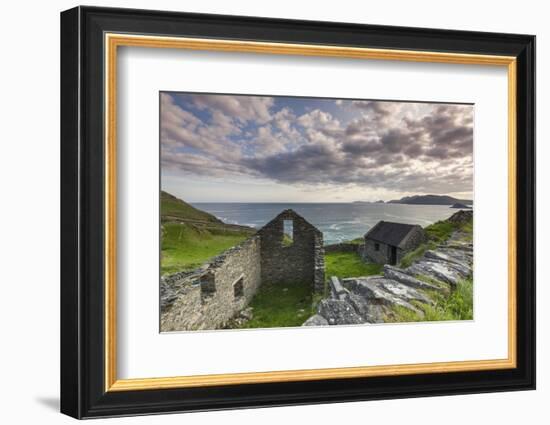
450,203 -> 472,209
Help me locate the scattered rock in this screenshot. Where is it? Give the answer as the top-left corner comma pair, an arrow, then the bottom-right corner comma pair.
436,247 -> 473,263
310,226 -> 473,326
342,277 -> 423,315
424,250 -> 471,275
406,260 -> 462,286
240,307 -> 254,321
343,292 -> 387,323
377,279 -> 433,305
383,265 -> 443,292
444,242 -> 473,252
448,209 -> 473,224
329,276 -> 348,298
317,299 -> 365,325
302,314 -> 329,326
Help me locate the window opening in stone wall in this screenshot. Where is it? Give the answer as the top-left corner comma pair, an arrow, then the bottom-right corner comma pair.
233,277 -> 244,299
282,219 -> 294,247
200,273 -> 216,302
374,242 -> 380,251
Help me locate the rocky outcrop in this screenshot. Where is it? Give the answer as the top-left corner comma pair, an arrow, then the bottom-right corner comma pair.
383,265 -> 443,292
303,229 -> 473,326
317,299 -> 365,325
341,277 -> 423,313
448,209 -> 473,224
406,260 -> 464,286
450,203 -> 471,209
329,276 -> 349,299
302,314 -> 329,326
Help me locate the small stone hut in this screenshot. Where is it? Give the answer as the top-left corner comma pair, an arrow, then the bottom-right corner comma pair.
363,221 -> 426,265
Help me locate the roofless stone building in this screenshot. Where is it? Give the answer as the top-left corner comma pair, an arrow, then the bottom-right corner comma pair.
161,209 -> 324,331
363,221 -> 427,265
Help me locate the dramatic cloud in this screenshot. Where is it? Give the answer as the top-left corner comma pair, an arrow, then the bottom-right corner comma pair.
161,92 -> 473,197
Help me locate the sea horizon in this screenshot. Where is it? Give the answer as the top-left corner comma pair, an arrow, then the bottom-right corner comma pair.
191,202 -> 463,245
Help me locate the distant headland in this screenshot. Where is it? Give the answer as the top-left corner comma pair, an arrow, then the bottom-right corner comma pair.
387,194 -> 472,206
353,195 -> 472,206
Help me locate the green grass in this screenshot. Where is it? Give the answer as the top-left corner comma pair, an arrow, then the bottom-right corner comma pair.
399,216 -> 473,268
399,242 -> 436,268
458,220 -> 473,242
391,214 -> 474,322
161,222 -> 251,275
282,233 -> 293,247
325,251 -> 383,280
388,278 -> 473,323
236,281 -> 314,329
425,220 -> 459,243
161,190 -> 221,223
414,274 -> 449,292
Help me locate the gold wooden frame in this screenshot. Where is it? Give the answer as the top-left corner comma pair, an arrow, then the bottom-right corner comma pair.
104,33 -> 517,392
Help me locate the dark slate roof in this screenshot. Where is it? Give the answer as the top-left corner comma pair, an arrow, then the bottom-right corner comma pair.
364,221 -> 422,249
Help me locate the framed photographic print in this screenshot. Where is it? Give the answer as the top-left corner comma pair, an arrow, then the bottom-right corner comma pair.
60,6 -> 536,419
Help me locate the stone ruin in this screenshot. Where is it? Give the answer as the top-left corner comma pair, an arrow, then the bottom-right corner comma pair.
161,209 -> 324,332
258,209 -> 325,292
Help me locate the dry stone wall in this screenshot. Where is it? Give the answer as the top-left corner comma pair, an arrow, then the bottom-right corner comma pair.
324,242 -> 361,253
161,236 -> 261,331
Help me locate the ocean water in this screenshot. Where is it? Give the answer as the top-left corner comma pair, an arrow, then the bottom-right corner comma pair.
192,203 -> 461,245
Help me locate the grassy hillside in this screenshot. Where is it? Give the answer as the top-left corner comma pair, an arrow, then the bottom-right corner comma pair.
389,213 -> 474,322
161,222 -> 252,275
161,190 -> 222,223
399,213 -> 473,268
388,277 -> 473,323
161,191 -> 254,275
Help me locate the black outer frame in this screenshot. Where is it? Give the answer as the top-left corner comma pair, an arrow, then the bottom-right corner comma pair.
60,6 -> 536,419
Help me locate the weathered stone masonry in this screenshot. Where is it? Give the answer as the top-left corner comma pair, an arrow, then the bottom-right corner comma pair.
258,209 -> 325,292
161,236 -> 261,331
161,209 -> 325,331
363,222 -> 426,265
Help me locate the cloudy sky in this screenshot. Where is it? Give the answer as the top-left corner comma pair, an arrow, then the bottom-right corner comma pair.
161,92 -> 473,203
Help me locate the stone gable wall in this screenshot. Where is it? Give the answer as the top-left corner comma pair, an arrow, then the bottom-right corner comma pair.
324,242 -> 361,253
258,210 -> 324,291
400,226 -> 427,251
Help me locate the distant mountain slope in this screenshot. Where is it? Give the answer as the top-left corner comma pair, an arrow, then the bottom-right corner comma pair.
161,190 -> 222,223
388,194 -> 472,206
